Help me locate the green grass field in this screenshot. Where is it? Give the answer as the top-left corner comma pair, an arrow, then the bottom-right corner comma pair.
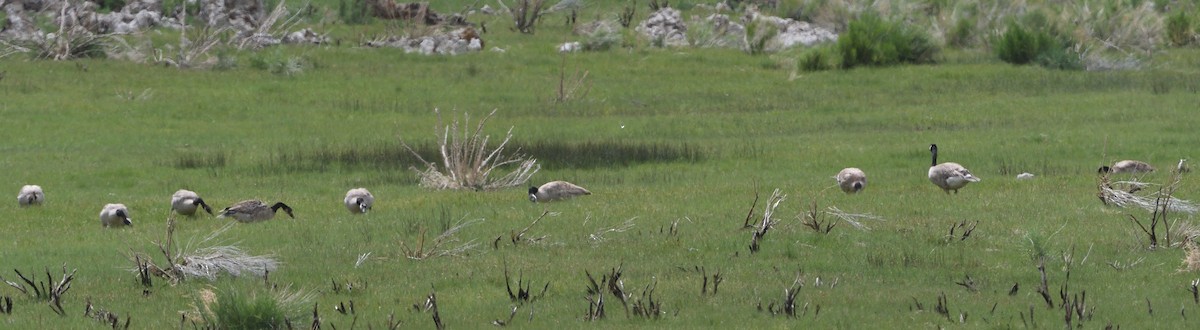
3,1 -> 1200,328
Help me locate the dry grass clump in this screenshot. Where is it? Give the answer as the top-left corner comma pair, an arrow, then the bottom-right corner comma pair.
401,218 -> 483,260
132,216 -> 278,283
402,109 -> 539,191
1182,240 -> 1200,272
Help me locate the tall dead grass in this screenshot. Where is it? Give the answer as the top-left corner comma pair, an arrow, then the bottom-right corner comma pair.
401,109 -> 539,191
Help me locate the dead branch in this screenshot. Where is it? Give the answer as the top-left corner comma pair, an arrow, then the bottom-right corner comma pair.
750,189 -> 785,253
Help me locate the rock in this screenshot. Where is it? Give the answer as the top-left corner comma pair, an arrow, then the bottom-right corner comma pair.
637,7 -> 688,47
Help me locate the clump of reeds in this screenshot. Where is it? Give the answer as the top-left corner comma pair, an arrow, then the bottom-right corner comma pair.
402,109 -> 539,191
400,218 -> 482,260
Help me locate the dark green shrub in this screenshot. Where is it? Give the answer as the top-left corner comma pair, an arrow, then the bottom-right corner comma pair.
836,13 -> 938,68
1166,10 -> 1193,47
339,0 -> 373,25
96,0 -> 126,12
995,22 -> 1050,64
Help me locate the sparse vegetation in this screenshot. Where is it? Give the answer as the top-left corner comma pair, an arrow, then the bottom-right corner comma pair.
3,1 -> 1200,328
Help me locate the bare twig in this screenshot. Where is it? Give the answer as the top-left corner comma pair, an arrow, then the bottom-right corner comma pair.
750,189 -> 785,253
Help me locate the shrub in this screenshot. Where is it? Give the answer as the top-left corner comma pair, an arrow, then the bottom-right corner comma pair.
994,21 -> 1079,70
338,0 -> 372,25
1166,10 -> 1194,47
837,13 -> 938,68
798,45 -> 836,71
947,18 -> 975,48
995,22 -> 1054,65
213,289 -> 286,330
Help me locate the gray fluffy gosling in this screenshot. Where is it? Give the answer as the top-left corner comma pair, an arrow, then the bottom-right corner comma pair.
99,203 -> 132,227
18,185 -> 44,207
529,181 -> 591,202
344,188 -> 374,214
835,168 -> 867,193
171,189 -> 213,216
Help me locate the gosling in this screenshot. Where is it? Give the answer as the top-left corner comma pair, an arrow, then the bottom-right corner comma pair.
18,185 -> 44,207
529,181 -> 591,202
344,188 -> 374,214
99,203 -> 133,227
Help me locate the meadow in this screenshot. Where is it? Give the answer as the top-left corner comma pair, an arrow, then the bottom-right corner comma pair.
3,0 -> 1200,328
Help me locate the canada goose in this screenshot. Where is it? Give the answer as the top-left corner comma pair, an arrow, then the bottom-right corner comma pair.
835,168 -> 867,193
171,189 -> 213,216
529,181 -> 591,202
928,144 -> 981,194
99,203 -> 132,227
17,185 -> 44,207
1098,160 -> 1155,174
218,200 -> 294,223
344,188 -> 374,214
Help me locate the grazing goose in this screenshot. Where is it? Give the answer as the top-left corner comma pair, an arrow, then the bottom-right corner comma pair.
835,168 -> 867,193
344,188 -> 374,214
218,200 -> 294,223
17,185 -> 44,207
171,189 -> 213,216
1098,160 -> 1155,174
99,203 -> 132,227
529,181 -> 591,202
928,144 -> 981,194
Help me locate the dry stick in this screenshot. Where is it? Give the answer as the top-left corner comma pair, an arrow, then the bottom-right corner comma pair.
1037,257 -> 1054,308
1190,279 -> 1199,304
512,211 -> 549,245
311,302 -> 321,330
935,292 -> 950,320
712,271 -> 722,295
742,187 -> 760,229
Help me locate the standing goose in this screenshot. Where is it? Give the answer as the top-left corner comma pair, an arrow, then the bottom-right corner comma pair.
99,203 -> 133,227
1098,160 -> 1155,174
928,144 -> 981,194
18,185 -> 44,207
218,200 -> 294,223
835,168 -> 867,193
171,189 -> 213,216
344,188 -> 374,214
529,181 -> 591,202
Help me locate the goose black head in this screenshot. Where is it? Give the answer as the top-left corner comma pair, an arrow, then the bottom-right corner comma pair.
272,202 -> 295,218
194,198 -> 214,215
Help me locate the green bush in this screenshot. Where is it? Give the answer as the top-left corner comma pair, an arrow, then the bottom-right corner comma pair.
947,18 -> 975,48
1166,10 -> 1194,47
339,0 -> 373,25
798,45 -> 836,71
213,289 -> 287,330
836,13 -> 938,68
994,21 -> 1078,69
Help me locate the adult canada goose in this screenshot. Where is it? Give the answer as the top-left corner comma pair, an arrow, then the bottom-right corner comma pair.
928,144 -> 981,194
344,188 -> 374,214
218,200 -> 294,223
17,185 -> 44,207
529,181 -> 591,202
99,203 -> 132,227
171,189 -> 213,216
1098,160 -> 1155,174
835,168 -> 867,193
